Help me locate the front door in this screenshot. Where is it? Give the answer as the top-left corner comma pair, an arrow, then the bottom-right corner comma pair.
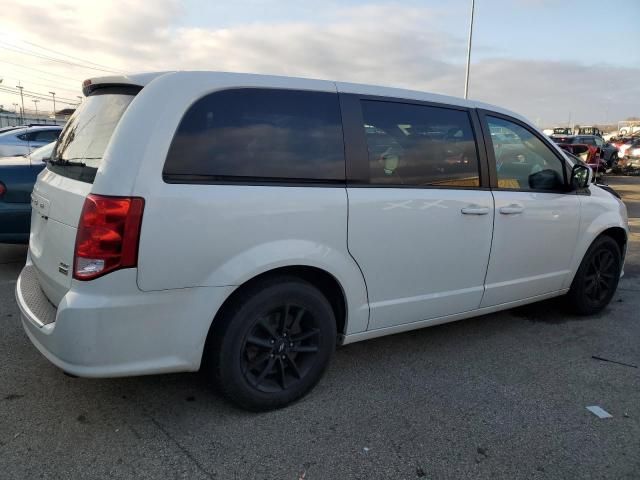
479,112 -> 581,307
344,96 -> 494,330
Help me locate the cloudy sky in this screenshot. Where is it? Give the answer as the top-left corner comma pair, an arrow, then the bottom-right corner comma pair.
0,0 -> 638,126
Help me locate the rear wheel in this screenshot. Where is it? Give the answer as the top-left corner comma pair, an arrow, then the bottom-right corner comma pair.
566,236 -> 621,315
210,276 -> 336,411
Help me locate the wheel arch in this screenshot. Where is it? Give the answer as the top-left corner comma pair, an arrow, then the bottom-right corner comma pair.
202,265 -> 351,367
566,225 -> 628,289
599,226 -> 627,257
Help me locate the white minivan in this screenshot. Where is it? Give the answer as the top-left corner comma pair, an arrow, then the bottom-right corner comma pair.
16,72 -> 628,410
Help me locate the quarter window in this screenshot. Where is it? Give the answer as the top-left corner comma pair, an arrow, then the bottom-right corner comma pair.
163,89 -> 345,182
360,101 -> 481,187
487,116 -> 565,191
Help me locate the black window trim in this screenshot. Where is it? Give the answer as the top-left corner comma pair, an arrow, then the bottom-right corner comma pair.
340,93 -> 491,190
477,108 -> 574,194
162,87 -> 347,187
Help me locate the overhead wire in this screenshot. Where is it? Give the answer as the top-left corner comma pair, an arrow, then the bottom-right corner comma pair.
15,38 -> 126,73
0,58 -> 84,83
0,42 -> 123,74
0,85 -> 80,106
1,75 -> 80,97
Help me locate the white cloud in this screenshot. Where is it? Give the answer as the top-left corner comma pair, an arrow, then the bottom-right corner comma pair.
0,0 -> 637,124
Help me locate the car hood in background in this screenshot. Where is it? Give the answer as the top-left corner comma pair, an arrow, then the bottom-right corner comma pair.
0,155 -> 31,167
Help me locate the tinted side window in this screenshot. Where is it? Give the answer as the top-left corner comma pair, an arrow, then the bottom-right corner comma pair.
487,116 -> 565,191
33,130 -> 60,142
360,100 -> 480,187
164,89 -> 345,182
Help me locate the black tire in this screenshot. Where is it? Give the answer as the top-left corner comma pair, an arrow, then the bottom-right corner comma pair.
209,276 -> 336,411
565,236 -> 621,315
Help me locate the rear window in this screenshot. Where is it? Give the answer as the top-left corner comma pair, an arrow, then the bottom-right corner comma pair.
48,87 -> 138,183
163,88 -> 345,183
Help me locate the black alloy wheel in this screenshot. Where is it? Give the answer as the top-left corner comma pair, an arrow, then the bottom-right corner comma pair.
582,248 -> 617,304
566,236 -> 622,315
210,276 -> 336,411
241,303 -> 320,393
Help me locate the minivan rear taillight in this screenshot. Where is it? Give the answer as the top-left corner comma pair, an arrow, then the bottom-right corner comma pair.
73,194 -> 144,280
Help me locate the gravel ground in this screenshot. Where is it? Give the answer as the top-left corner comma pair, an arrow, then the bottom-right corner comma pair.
0,177 -> 638,480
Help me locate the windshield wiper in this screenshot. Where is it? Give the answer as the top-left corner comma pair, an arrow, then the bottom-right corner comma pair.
48,158 -> 87,167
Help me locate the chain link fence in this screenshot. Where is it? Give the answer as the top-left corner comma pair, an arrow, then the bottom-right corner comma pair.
0,112 -> 68,128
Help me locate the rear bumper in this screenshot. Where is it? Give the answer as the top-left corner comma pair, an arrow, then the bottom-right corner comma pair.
16,260 -> 234,377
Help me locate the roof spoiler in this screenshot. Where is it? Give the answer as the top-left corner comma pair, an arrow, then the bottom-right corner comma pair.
81,72 -> 172,96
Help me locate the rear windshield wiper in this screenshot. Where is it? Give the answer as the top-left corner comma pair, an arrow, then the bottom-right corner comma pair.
48,157 -> 87,167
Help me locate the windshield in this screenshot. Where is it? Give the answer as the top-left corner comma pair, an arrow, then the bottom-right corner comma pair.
48,87 -> 138,183
30,142 -> 56,164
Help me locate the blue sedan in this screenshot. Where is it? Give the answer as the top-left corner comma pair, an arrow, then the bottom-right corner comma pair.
0,142 -> 54,243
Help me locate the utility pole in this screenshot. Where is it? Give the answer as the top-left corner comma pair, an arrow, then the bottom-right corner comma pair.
16,85 -> 24,124
32,99 -> 39,119
49,91 -> 56,122
464,0 -> 475,99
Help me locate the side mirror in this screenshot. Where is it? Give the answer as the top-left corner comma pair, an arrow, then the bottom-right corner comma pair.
570,163 -> 592,190
529,169 -> 564,190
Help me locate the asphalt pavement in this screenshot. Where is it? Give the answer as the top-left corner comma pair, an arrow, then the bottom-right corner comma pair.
1,177 -> 639,479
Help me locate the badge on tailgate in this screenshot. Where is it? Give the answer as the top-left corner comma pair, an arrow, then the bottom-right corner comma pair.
31,192 -> 50,220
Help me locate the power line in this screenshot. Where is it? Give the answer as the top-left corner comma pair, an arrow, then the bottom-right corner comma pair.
0,42 -> 121,74
1,74 -> 80,97
0,58 -> 84,83
1,84 -> 79,103
18,86 -> 78,104
0,85 -> 79,106
2,71 -> 78,90
17,38 -> 126,73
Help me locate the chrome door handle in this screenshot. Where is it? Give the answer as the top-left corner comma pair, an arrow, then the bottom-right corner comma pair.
499,204 -> 524,215
461,205 -> 490,215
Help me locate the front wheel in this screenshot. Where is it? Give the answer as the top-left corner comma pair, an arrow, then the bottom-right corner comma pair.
565,236 -> 622,315
210,276 -> 337,411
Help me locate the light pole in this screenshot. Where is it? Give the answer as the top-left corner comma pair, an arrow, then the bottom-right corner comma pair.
32,99 -> 39,119
16,85 -> 24,123
49,91 -> 56,122
463,0 -> 475,99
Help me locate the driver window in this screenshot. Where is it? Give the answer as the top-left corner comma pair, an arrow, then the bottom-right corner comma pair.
487,116 -> 565,191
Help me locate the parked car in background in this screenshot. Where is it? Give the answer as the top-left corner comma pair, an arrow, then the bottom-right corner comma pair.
16,71 -> 628,411
0,126 -> 23,134
0,124 -> 54,134
617,121 -> 640,136
0,125 -> 62,157
551,135 -> 608,176
617,138 -> 640,170
573,135 -> 618,168
0,142 -> 53,243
